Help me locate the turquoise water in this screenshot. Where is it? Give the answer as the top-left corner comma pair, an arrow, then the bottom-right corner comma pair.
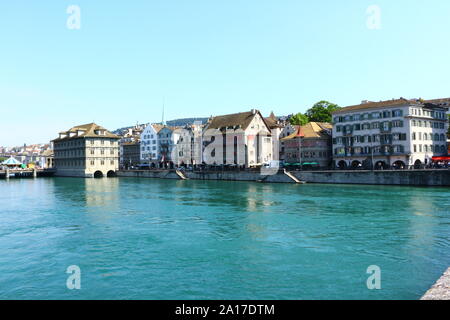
0,177 -> 449,300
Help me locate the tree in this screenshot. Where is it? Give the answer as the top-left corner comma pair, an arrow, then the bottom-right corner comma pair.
306,101 -> 341,123
290,113 -> 309,126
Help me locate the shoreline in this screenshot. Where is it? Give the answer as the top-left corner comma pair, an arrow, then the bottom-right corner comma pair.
421,268 -> 450,300
115,169 -> 450,187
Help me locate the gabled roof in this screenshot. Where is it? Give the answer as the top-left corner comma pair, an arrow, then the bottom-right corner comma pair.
281,122 -> 332,140
53,123 -> 119,141
265,112 -> 282,129
206,110 -> 271,131
333,98 -> 419,115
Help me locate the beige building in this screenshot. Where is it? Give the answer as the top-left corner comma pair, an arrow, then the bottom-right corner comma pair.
281,122 -> 333,168
52,123 -> 120,177
202,109 -> 273,167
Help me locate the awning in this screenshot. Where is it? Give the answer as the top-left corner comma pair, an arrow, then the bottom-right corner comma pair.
1,156 -> 22,166
432,156 -> 450,161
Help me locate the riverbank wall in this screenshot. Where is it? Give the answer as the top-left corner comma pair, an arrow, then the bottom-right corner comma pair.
292,169 -> 450,186
117,169 -> 450,186
421,267 -> 450,300
116,170 -> 295,183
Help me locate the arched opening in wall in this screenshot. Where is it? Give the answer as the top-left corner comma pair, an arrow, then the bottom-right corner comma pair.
414,160 -> 422,169
107,170 -> 116,177
93,171 -> 103,178
351,160 -> 362,169
392,161 -> 406,170
337,160 -> 347,169
374,161 -> 388,170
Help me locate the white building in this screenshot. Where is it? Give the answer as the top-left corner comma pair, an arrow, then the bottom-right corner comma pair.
332,98 -> 449,169
140,124 -> 163,165
172,123 -> 203,166
202,109 -> 273,167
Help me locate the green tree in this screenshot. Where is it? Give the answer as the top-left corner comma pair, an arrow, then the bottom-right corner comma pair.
306,101 -> 341,123
290,113 -> 309,126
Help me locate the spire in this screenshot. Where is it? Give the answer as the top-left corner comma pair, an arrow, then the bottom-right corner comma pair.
162,97 -> 165,125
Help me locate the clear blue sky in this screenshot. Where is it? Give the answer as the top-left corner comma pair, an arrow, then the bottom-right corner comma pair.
1,0 -> 450,146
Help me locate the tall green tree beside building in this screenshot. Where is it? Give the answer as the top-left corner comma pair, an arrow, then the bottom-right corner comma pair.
305,101 -> 341,123
290,113 -> 309,126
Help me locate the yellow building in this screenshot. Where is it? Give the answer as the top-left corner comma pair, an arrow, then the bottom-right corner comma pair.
52,123 -> 120,178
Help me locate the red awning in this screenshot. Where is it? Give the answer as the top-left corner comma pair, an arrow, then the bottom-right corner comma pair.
432,156 -> 450,161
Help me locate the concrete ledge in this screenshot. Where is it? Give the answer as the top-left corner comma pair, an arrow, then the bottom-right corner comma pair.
421,268 -> 450,300
293,169 -> 450,186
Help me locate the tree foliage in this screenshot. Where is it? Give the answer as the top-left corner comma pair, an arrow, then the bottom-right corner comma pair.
290,113 -> 309,126
305,101 -> 341,123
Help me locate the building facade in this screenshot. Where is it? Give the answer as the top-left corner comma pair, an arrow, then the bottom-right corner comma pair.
121,142 -> 141,169
140,124 -> 162,165
332,98 -> 449,169
281,122 -> 332,168
52,123 -> 120,177
172,123 -> 203,166
202,110 -> 273,167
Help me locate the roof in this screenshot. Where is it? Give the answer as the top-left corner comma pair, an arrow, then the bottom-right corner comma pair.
206,110 -> 271,131
424,98 -> 450,107
265,112 -> 281,129
2,156 -> 22,165
281,122 -> 332,140
332,98 -> 419,115
41,149 -> 54,157
53,123 -> 120,142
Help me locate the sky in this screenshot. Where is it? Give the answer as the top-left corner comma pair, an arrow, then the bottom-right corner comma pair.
1,0 -> 450,146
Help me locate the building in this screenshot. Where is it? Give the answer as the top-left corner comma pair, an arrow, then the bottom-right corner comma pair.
121,142 -> 141,169
202,109 -> 273,167
140,124 -> 163,166
39,149 -> 54,169
119,124 -> 143,169
158,126 -> 178,167
281,122 -> 333,168
52,123 -> 120,177
172,123 -> 203,166
265,112 -> 296,162
331,98 -> 449,169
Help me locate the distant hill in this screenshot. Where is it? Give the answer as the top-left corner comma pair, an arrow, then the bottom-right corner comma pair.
164,117 -> 208,127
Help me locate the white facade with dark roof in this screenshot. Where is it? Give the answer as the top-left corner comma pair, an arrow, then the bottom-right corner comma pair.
202,109 -> 273,167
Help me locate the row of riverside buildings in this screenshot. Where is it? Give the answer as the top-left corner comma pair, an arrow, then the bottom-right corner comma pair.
50,97 -> 450,177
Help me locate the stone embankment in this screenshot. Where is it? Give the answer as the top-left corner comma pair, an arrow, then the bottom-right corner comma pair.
117,169 -> 450,186
421,268 -> 450,300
